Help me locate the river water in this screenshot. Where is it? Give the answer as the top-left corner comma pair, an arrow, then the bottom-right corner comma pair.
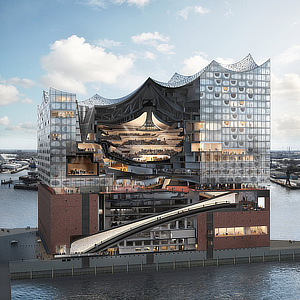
1,171 -> 300,299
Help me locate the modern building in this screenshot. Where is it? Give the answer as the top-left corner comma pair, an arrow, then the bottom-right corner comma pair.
37,54 -> 270,256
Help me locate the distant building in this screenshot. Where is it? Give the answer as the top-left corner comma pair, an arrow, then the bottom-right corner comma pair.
37,54 -> 270,256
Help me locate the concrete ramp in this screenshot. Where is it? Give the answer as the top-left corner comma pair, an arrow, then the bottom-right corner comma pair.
70,192 -> 238,254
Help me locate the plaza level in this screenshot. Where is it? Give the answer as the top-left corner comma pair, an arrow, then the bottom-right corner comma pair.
37,54 -> 271,256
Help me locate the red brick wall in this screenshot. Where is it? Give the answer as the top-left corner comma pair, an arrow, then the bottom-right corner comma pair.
89,194 -> 99,235
38,188 -> 100,254
38,184 -> 52,252
213,210 -> 270,250
50,193 -> 83,254
197,214 -> 207,251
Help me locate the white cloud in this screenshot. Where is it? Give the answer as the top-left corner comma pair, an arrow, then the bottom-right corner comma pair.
156,43 -> 174,54
0,116 -> 10,126
6,122 -> 36,132
0,84 -> 20,105
94,38 -> 122,48
5,125 -> 22,131
178,5 -> 210,20
7,77 -> 36,88
77,0 -> 106,10
181,53 -> 236,75
144,51 -> 156,60
272,73 -> 300,102
273,114 -> 300,138
78,0 -> 152,9
20,122 -> 36,129
224,1 -> 234,18
194,6 -> 210,14
275,45 -> 300,66
290,19 -> 300,27
215,57 -> 235,65
22,98 -> 33,104
41,72 -> 87,94
40,35 -> 134,94
113,0 -> 152,7
181,53 -> 210,75
95,39 -> 122,48
132,31 -> 169,44
271,73 -> 300,141
131,32 -> 174,54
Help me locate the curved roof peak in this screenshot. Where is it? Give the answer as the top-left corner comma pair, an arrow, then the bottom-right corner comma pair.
78,54 -> 263,107
78,93 -> 122,108
217,53 -> 258,72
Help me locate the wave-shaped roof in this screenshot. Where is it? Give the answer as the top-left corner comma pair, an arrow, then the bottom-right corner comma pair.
219,53 -> 258,72
78,54 -> 261,107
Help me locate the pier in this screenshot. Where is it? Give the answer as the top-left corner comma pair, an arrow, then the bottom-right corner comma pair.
270,177 -> 300,189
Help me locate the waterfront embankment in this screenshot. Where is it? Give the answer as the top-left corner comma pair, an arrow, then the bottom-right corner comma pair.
270,177 -> 300,189
3,229 -> 300,280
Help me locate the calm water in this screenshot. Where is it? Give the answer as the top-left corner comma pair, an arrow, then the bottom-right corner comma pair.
10,263 -> 300,300
1,171 -> 300,299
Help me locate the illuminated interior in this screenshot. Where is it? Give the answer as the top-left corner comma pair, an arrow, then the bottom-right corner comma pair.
98,112 -> 183,167
67,155 -> 98,176
215,226 -> 267,236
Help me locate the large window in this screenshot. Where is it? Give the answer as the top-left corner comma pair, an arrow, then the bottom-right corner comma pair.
52,111 -> 74,118
215,226 -> 267,237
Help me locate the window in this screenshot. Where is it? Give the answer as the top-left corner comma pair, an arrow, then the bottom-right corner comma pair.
52,134 -> 61,140
215,226 -> 267,237
52,111 -> 74,118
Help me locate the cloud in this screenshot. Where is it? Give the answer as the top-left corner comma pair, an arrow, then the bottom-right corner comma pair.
181,53 -> 236,75
6,122 -> 36,132
215,57 -> 235,65
132,31 -> 169,44
274,45 -> 300,66
224,1 -> 234,18
7,77 -> 36,88
112,0 -> 152,7
271,73 -> 300,140
0,84 -> 20,105
273,114 -> 300,138
78,0 -> 152,9
77,0 -> 106,10
131,32 -> 174,54
20,122 -> 36,129
272,73 -> 300,102
0,116 -> 10,126
22,98 -> 33,104
181,53 -> 210,75
40,35 -> 134,94
41,72 -> 87,94
290,19 -> 300,27
94,38 -> 122,48
178,5 -> 210,20
144,51 -> 156,60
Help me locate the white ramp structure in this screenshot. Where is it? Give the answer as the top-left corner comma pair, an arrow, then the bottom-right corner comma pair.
70,192 -> 238,254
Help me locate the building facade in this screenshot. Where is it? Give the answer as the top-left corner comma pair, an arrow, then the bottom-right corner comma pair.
37,54 -> 270,255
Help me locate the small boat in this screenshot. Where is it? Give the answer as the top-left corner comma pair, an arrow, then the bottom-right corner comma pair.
1,179 -> 13,185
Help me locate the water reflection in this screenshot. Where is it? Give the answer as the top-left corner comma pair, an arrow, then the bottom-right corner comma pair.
11,263 -> 300,299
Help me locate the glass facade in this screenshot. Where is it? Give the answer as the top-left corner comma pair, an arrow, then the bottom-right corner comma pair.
185,59 -> 271,187
38,55 -> 270,192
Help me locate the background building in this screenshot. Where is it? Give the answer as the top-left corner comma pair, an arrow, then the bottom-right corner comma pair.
37,54 -> 270,255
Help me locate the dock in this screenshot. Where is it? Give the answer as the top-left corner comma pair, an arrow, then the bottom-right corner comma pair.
270,177 -> 300,189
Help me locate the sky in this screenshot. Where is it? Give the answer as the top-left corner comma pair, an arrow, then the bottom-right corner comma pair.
1,0 -> 300,150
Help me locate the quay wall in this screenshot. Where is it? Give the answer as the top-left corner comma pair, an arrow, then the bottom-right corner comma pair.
9,247 -> 300,280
